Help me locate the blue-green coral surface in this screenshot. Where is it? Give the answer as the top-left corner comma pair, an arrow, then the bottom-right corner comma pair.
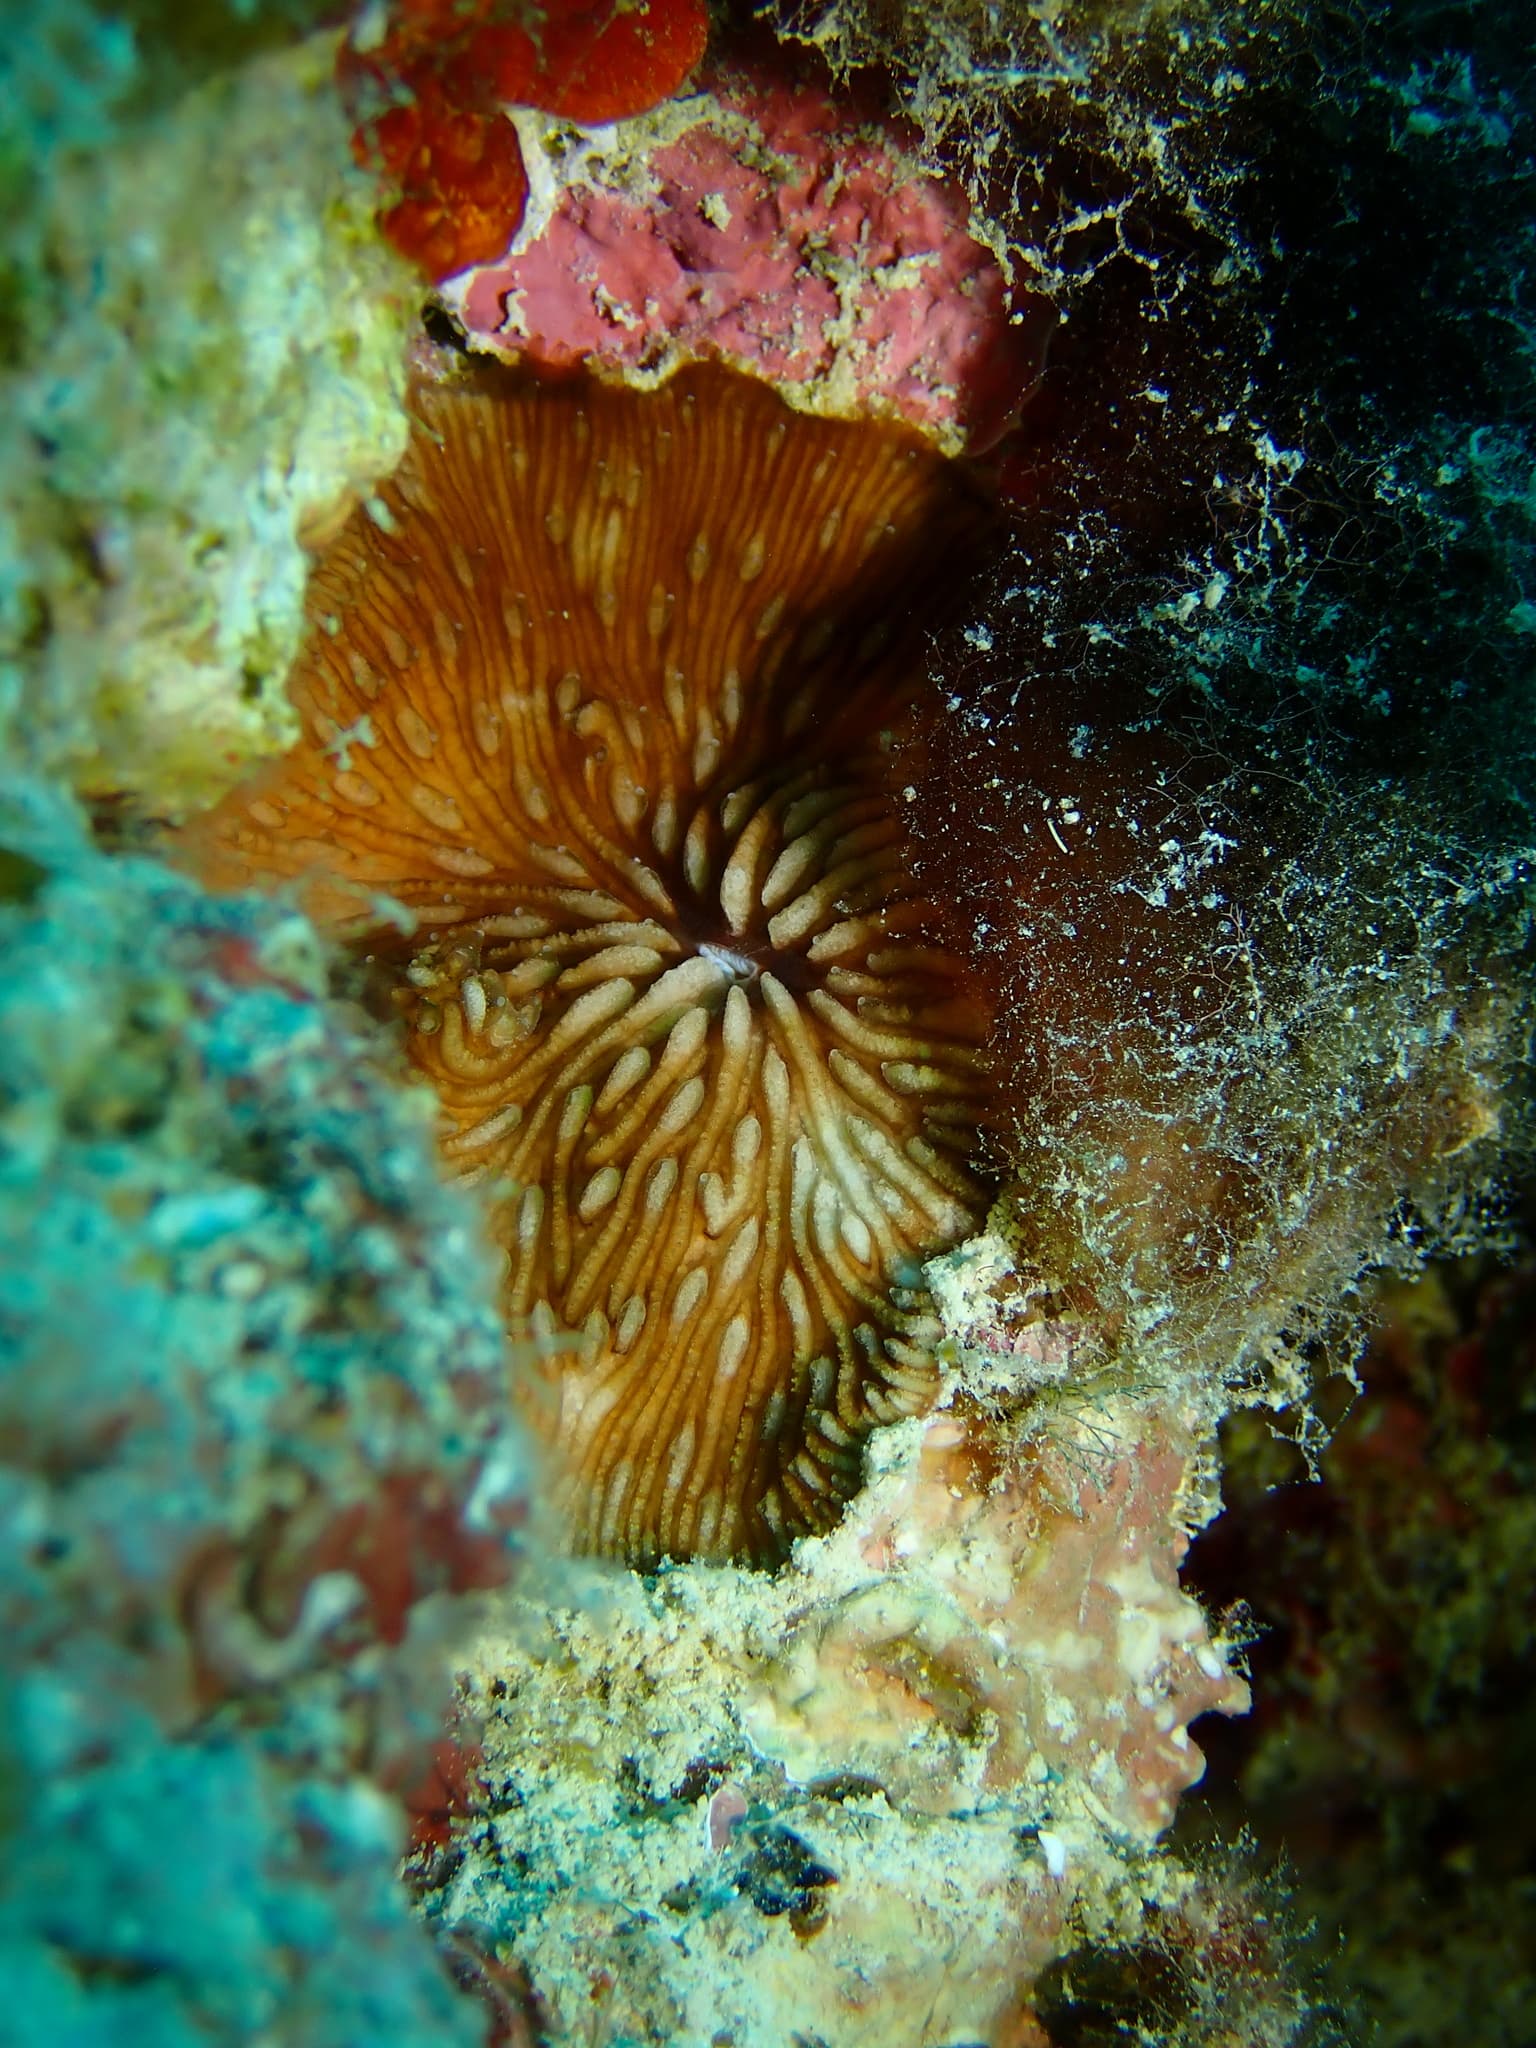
0,776 -> 526,2047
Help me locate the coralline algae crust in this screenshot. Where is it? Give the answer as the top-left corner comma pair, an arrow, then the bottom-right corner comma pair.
447,64 -> 1044,453
428,1385 -> 1246,2047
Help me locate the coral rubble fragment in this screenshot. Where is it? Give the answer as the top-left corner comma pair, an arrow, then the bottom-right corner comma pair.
419,1388 -> 1247,2048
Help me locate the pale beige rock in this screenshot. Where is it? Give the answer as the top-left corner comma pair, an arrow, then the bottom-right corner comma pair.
4,35 -> 415,815
450,1384 -> 1245,2046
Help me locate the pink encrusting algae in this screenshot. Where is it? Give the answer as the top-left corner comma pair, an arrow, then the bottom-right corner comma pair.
448,56 -> 1047,452
743,1411 -> 1251,1845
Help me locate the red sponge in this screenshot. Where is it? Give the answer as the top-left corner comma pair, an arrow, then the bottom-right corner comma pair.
341,0 -> 708,282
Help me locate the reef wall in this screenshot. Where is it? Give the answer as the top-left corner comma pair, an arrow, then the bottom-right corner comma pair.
1,1 -> 1532,2044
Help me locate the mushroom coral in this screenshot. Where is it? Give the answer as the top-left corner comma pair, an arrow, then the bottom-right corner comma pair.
179,343 -> 1535,1580
185,362 -> 996,1566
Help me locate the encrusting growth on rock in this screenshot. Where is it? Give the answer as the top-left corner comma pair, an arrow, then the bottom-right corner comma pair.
185,362 -> 996,1566
340,0 -> 711,282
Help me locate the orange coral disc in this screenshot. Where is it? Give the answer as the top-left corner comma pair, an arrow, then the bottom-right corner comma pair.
183,367 -> 995,1567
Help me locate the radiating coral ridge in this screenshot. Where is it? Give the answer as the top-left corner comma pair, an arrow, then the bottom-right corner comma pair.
189,364 -> 996,1566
